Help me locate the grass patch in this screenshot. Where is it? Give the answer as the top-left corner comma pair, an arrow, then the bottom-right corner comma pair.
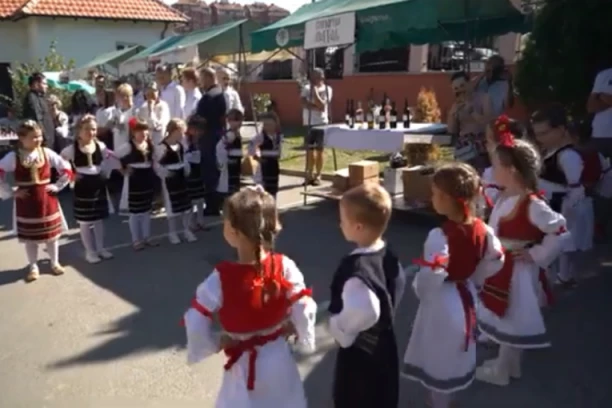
280,134 -> 388,173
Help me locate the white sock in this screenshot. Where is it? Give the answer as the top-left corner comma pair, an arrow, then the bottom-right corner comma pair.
431,391 -> 451,408
46,239 -> 60,266
182,212 -> 191,232
498,345 -> 518,372
558,252 -> 574,281
168,215 -> 178,235
195,199 -> 205,224
92,220 -> 105,252
129,214 -> 141,243
25,242 -> 38,267
79,223 -> 95,254
141,213 -> 151,239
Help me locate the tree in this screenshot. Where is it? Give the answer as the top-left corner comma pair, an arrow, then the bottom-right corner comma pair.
0,41 -> 76,116
515,0 -> 612,118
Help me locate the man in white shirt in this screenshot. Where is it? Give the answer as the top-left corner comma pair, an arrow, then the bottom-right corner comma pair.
587,66 -> 612,157
301,68 -> 332,186
216,67 -> 244,113
156,65 -> 186,120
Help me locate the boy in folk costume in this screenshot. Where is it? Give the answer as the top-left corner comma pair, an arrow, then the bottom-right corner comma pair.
532,105 -> 593,287
60,115 -> 115,264
115,118 -> 161,250
156,119 -> 197,244
249,112 -> 283,198
328,184 -> 406,408
0,120 -> 73,282
402,163 -> 504,408
183,186 -> 316,408
184,116 -> 207,229
216,109 -> 243,201
476,130 -> 569,386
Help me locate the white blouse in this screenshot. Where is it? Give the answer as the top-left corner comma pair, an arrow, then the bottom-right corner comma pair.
137,101 -> 170,145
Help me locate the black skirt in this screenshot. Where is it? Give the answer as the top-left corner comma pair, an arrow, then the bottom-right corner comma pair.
128,167 -> 156,214
164,168 -> 192,214
186,162 -> 206,201
333,330 -> 399,408
73,173 -> 110,223
227,156 -> 242,195
260,156 -> 280,197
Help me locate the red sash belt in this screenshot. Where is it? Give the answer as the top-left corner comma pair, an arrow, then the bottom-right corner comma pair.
223,327 -> 286,390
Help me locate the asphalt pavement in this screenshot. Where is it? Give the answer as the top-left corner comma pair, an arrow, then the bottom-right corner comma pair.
0,175 -> 611,408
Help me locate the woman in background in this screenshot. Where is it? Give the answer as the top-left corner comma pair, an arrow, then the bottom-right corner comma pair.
137,82 -> 170,146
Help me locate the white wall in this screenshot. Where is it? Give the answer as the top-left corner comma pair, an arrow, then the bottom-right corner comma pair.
4,17 -> 172,66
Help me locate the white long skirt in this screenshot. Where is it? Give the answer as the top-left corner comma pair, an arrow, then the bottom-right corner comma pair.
402,282 -> 477,393
564,197 -> 594,252
478,261 -> 550,349
214,337 -> 307,408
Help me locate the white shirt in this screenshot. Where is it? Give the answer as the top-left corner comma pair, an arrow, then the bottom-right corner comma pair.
301,83 -> 332,126
184,88 -> 202,118
160,81 -> 186,120
137,101 -> 170,145
591,68 -> 612,138
222,86 -> 244,113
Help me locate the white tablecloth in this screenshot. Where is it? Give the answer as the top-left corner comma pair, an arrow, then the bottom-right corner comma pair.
316,123 -> 448,153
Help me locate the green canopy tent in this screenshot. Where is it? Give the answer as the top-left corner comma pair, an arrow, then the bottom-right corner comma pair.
76,45 -> 145,77
119,35 -> 185,75
251,0 -> 529,53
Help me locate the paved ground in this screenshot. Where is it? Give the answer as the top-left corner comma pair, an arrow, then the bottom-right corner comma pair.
0,175 -> 611,408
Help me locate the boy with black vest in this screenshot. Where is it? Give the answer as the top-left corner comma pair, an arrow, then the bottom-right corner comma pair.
328,183 -> 406,408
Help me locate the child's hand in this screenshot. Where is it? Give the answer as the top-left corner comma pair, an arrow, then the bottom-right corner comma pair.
283,321 -> 299,343
512,248 -> 534,263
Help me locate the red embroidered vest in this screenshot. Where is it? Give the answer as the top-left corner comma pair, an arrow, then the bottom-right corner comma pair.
442,219 -> 489,281
217,253 -> 292,334
14,148 -> 51,186
480,194 -> 544,317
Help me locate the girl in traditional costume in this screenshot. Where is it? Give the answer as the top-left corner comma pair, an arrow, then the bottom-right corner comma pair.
249,112 -> 283,198
156,119 -> 196,244
216,109 -> 244,203
60,115 -> 115,264
402,163 -> 504,408
115,118 -> 160,250
0,120 -> 72,282
183,186 -> 316,408
476,123 -> 569,386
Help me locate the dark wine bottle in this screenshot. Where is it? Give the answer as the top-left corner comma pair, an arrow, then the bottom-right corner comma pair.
389,101 -> 398,129
349,100 -> 355,129
403,98 -> 411,129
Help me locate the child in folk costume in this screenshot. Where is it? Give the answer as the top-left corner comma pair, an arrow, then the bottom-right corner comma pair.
0,120 -> 73,282
115,118 -> 160,251
156,119 -> 197,244
60,115 -> 115,264
476,133 -> 569,386
216,109 -> 244,201
402,163 -> 504,408
328,184 -> 406,408
249,113 -> 283,198
184,116 -> 207,230
531,105 -> 593,287
183,186 -> 316,408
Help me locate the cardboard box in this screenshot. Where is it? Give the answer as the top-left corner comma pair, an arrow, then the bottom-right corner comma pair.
349,160 -> 380,187
384,167 -> 405,195
402,165 -> 434,203
349,175 -> 380,188
332,168 -> 350,192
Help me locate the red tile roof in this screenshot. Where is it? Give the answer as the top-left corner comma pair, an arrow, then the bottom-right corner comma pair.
1,0 -> 188,22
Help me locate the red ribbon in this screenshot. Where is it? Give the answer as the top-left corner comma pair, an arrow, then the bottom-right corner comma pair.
128,117 -> 138,130
412,255 -> 448,270
61,168 -> 74,182
457,198 -> 470,219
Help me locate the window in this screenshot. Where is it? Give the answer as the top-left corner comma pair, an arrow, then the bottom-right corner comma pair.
357,48 -> 409,73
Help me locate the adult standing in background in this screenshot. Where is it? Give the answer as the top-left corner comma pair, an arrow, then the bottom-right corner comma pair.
587,64 -> 612,158
473,55 -> 513,117
216,67 -> 244,113
195,67 -> 226,216
156,65 -> 185,119
301,67 -> 332,186
181,68 -> 202,119
22,72 -> 56,150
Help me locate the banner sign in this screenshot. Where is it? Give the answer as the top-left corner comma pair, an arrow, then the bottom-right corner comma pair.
304,12 -> 356,50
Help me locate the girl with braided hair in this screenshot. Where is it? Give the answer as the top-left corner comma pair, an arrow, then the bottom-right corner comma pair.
183,186 -> 316,408
476,130 -> 570,386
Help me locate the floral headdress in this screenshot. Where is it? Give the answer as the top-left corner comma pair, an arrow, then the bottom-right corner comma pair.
128,117 -> 139,131
494,114 -> 514,147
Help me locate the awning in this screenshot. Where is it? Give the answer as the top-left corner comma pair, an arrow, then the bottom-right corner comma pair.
119,35 -> 185,75
251,0 -> 529,53
76,45 -> 145,73
148,19 -> 262,61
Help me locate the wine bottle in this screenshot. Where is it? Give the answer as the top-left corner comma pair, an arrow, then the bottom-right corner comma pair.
349,100 -> 355,129
355,101 -> 364,124
378,93 -> 387,129
345,100 -> 352,127
366,106 -> 374,130
389,101 -> 398,129
403,98 -> 411,129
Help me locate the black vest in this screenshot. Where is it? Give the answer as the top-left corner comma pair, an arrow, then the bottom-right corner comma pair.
73,141 -> 103,167
260,132 -> 280,153
158,141 -> 183,166
121,140 -> 154,165
541,144 -> 574,185
224,132 -> 242,157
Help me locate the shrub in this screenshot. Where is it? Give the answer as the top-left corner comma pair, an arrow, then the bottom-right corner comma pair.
413,87 -> 441,123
